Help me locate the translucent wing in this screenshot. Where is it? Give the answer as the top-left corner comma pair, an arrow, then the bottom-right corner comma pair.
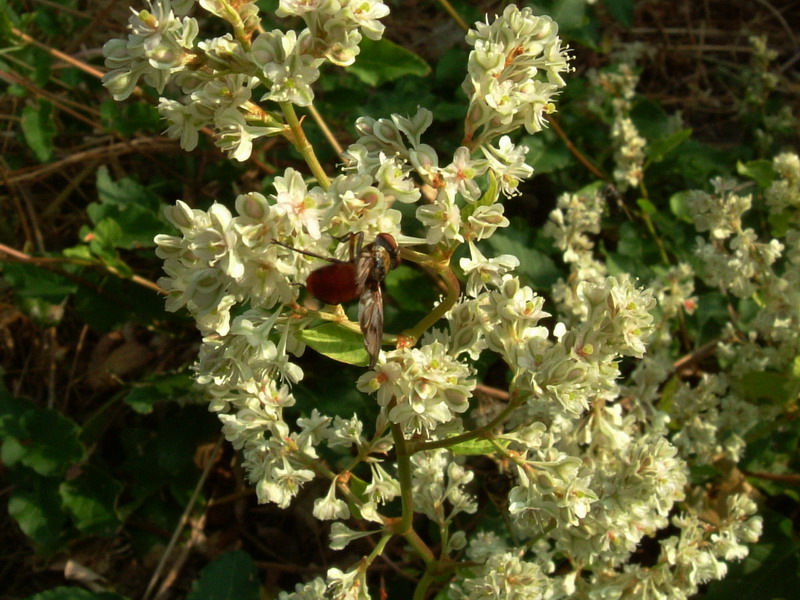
354,247 -> 372,295
358,287 -> 384,369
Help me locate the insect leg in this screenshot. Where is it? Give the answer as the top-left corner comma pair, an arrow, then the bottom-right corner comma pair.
271,240 -> 347,263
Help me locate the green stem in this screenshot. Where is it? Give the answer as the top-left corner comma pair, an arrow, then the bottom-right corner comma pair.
436,0 -> 469,32
389,419 -> 436,565
219,0 -> 249,50
411,396 -> 522,454
641,211 -> 671,265
280,101 -> 331,190
368,533 -> 393,563
391,420 -> 414,534
403,527 -> 436,565
413,566 -> 437,600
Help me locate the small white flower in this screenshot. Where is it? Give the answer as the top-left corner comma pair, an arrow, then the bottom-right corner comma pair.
313,480 -> 350,521
459,241 -> 519,297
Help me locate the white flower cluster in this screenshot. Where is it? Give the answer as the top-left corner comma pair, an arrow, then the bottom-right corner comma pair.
668,373 -> 757,463
411,449 -> 477,534
591,63 -> 646,190
450,550 -> 558,600
357,341 -> 476,437
130,3 -> 773,598
691,175 -> 792,322
103,0 -> 391,161
515,164 -> 770,596
462,5 -> 572,147
580,494 -> 762,599
745,35 -> 779,108
656,154 -> 800,474
543,185 -> 609,321
146,7 -> 572,575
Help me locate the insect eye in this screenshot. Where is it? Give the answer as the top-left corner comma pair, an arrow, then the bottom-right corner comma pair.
374,233 -> 400,269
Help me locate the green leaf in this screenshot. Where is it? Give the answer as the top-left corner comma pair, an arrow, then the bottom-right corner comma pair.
8,477 -> 67,554
669,191 -> 694,223
735,371 -> 792,405
347,37 -> 430,86
737,159 -> 775,189
87,166 -> 167,250
24,587 -> 129,600
4,398 -> 85,477
99,100 -> 161,137
297,323 -> 368,366
704,510 -> 800,600
449,437 -> 507,456
4,261 -> 75,298
487,233 -> 561,290
0,1 -> 18,40
384,265 -> 436,314
646,128 -> 692,164
90,218 -> 124,251
521,131 -> 574,174
187,550 -> 259,600
0,382 -> 28,437
59,466 -> 123,536
21,99 -> 56,162
791,354 -> 800,380
538,0 -> 586,31
124,372 -> 195,414
605,0 -> 635,27
636,198 -> 657,215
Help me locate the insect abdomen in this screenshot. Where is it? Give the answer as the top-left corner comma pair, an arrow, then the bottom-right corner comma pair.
305,262 -> 359,305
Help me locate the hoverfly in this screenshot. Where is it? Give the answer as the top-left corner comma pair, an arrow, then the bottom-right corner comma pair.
278,232 -> 400,369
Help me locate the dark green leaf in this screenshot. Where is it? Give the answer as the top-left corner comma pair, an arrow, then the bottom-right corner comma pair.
487,233 -> 561,290
735,371 -> 792,405
704,510 -> 800,600
297,323 -> 368,366
522,131 -> 574,174
59,465 -> 123,536
646,128 -> 692,164
95,165 -> 161,211
434,47 -> 468,90
630,98 -> 669,137
537,0 -> 586,31
347,37 -> 430,86
21,100 -> 56,162
99,100 -> 161,137
18,404 -> 85,476
8,477 -> 67,554
186,550 -> 259,600
693,291 -> 730,334
87,166 -> 166,249
605,0 -> 635,27
30,48 -> 53,87
124,372 -> 195,414
68,269 -> 166,332
0,1 -> 18,40
2,262 -> 77,301
0,383 -> 29,437
24,587 -> 129,600
34,5 -> 69,36
385,265 -> 436,314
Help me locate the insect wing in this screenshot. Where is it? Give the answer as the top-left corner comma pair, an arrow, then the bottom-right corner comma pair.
306,262 -> 359,305
358,287 -> 384,369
